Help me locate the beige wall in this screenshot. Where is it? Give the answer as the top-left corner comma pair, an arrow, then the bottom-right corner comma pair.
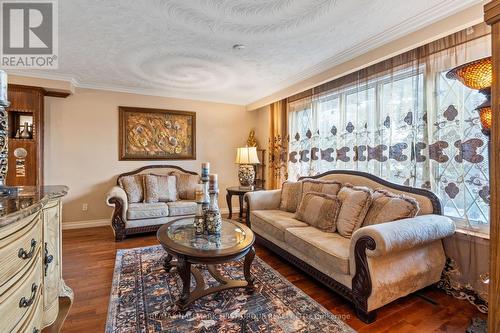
7,77 -> 257,224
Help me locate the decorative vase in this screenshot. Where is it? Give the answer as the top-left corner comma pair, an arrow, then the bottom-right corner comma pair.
205,173 -> 222,234
20,122 -> 30,139
238,164 -> 255,188
205,193 -> 222,234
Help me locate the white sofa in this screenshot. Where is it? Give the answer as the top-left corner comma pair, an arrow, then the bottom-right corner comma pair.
106,165 -> 198,241
244,170 -> 455,323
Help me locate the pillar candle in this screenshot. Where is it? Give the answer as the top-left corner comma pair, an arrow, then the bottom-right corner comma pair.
209,174 -> 218,190
201,162 -> 210,178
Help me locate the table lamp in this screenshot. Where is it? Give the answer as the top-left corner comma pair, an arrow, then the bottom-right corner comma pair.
235,147 -> 260,189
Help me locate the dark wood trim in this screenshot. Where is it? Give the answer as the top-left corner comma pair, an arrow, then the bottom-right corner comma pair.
351,236 -> 377,323
8,84 -> 71,98
116,164 -> 198,185
109,198 -> 126,242
118,106 -> 196,161
299,169 -> 442,215
44,90 -> 71,98
485,3 -> 500,332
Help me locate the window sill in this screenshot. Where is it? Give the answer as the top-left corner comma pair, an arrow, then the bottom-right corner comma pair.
455,227 -> 490,240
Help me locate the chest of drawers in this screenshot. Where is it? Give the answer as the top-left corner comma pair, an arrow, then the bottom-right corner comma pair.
0,187 -> 72,333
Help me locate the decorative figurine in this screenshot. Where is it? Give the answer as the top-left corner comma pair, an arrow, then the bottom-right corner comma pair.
247,129 -> 258,147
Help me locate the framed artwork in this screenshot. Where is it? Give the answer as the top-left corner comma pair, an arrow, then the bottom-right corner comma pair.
119,106 -> 196,160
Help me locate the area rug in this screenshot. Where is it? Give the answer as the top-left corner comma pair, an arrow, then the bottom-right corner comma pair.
106,245 -> 355,333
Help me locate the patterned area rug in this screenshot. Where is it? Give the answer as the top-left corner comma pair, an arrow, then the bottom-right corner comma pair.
106,245 -> 355,333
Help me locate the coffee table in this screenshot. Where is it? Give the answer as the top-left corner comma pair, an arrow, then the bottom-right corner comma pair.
157,217 -> 255,310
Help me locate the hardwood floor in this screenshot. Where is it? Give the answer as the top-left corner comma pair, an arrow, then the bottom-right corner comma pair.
61,225 -> 485,333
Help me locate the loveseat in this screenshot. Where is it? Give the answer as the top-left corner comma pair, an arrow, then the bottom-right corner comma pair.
244,170 -> 455,323
106,165 -> 200,241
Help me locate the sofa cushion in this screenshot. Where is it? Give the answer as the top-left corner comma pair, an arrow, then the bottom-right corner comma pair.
279,181 -> 303,213
337,184 -> 373,238
127,202 -> 168,220
251,210 -> 308,242
173,173 -> 199,200
363,189 -> 420,226
301,179 -> 342,198
167,201 -> 197,216
285,227 -> 351,275
119,175 -> 144,203
294,192 -> 341,233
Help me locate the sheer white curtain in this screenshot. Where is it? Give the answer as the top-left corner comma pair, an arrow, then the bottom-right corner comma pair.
287,34 -> 491,228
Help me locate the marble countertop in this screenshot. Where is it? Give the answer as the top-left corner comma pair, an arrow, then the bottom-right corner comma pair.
0,185 -> 68,228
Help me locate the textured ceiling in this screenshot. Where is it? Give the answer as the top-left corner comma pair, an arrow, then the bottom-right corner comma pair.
13,0 -> 481,105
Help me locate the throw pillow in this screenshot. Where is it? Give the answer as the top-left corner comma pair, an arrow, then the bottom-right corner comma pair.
302,179 -> 342,198
155,174 -> 178,202
172,172 -> 199,200
279,181 -> 303,212
143,175 -> 160,203
294,192 -> 342,233
363,189 -> 420,226
336,184 -> 373,238
119,175 -> 144,203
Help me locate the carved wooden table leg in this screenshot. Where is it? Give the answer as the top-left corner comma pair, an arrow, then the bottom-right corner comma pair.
163,253 -> 173,272
238,194 -> 244,220
176,256 -> 191,311
244,246 -> 255,292
226,192 -> 233,219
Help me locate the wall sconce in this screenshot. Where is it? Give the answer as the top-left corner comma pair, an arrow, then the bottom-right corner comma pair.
446,57 -> 492,136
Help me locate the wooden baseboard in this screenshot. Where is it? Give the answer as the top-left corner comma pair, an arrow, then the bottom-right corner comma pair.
62,208 -> 239,230
62,219 -> 110,230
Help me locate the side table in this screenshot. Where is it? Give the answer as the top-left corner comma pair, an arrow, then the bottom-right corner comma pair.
226,186 -> 262,220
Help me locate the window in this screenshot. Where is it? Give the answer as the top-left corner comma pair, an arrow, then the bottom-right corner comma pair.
288,62 -> 490,228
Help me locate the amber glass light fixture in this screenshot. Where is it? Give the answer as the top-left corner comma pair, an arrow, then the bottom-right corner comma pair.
446,56 -> 492,136
446,57 -> 492,90
478,105 -> 492,136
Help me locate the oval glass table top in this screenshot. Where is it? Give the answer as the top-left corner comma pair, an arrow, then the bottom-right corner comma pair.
165,217 -> 248,251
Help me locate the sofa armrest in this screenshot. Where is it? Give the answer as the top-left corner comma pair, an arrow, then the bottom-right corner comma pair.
106,186 -> 128,222
244,190 -> 281,211
106,186 -> 128,209
350,214 -> 455,258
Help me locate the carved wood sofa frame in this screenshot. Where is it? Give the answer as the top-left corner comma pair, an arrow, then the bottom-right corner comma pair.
108,165 -> 198,242
245,170 -> 442,323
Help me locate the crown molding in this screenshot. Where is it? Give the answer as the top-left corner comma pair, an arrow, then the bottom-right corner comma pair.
6,70 -> 247,106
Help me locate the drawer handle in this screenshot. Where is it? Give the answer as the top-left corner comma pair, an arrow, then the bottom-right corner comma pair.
44,242 -> 54,277
33,328 -> 40,333
19,283 -> 38,308
18,239 -> 37,260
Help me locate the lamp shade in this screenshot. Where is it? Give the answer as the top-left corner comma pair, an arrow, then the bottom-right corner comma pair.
446,57 -> 492,90
235,147 -> 260,164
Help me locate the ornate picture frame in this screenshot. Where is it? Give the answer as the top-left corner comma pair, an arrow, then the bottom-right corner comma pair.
119,106 -> 196,160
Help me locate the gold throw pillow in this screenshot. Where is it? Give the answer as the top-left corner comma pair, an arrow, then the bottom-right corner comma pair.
336,183 -> 373,238
279,181 -> 303,213
363,189 -> 420,226
294,192 -> 342,233
301,179 -> 342,198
